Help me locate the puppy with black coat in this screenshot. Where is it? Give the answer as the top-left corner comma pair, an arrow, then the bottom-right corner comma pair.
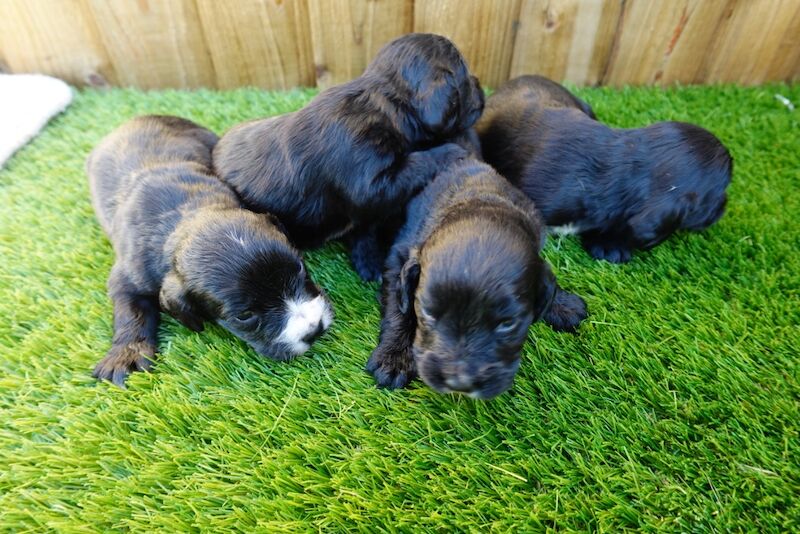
88,116 -> 332,386
477,75 -> 732,263
366,157 -> 587,400
213,33 -> 485,281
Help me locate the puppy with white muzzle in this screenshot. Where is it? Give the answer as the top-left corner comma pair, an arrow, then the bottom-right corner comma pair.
88,116 -> 332,386
476,75 -> 732,263
367,158 -> 588,400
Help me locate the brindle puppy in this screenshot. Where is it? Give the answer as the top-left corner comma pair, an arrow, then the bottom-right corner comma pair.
477,75 -> 732,263
88,116 -> 332,386
367,157 -> 587,400
213,33 -> 484,281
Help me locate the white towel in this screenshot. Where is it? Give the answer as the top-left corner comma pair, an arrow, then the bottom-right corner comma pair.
0,74 -> 73,168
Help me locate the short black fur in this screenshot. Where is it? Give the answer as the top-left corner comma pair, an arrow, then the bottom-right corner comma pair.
88,116 -> 331,386
477,75 -> 732,263
366,158 -> 587,400
213,33 -> 485,280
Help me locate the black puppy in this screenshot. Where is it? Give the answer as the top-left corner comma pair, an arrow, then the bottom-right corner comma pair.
366,158 -> 587,400
477,75 -> 732,263
213,33 -> 484,281
88,116 -> 333,386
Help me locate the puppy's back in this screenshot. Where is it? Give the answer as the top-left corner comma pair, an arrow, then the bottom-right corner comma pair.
88,116 -> 219,232
490,75 -> 595,118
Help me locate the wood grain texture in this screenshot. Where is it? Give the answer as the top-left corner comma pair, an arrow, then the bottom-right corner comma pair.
414,0 -> 523,88
657,0 -> 736,85
510,0 -> 623,85
0,0 -> 115,86
603,0 -> 700,86
764,1 -> 800,83
704,0 -> 800,84
195,0 -> 315,89
307,0 -> 413,88
85,0 -> 215,89
0,0 -> 798,88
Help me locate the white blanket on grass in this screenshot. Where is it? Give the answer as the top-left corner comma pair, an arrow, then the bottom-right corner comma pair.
0,74 -> 73,168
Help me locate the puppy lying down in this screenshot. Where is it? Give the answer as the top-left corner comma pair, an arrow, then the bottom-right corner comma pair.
88,116 -> 332,386
213,33 -> 484,281
477,75 -> 732,263
367,158 -> 588,400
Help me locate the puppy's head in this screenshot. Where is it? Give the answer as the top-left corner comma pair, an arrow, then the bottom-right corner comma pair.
160,211 -> 333,360
367,33 -> 485,139
399,218 -> 555,400
630,122 -> 732,249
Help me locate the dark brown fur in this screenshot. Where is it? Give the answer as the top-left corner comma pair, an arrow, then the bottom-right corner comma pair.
367,158 -> 588,399
213,33 -> 484,281
88,116 -> 330,386
477,75 -> 732,263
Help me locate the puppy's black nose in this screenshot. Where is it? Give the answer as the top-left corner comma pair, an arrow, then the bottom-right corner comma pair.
302,321 -> 325,344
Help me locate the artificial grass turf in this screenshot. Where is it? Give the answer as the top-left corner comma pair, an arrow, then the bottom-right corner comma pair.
0,84 -> 798,533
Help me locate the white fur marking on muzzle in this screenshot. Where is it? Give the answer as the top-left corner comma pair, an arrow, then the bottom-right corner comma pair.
548,223 -> 580,236
276,295 -> 333,355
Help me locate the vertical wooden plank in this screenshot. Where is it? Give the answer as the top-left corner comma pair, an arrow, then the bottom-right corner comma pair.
413,0 -> 523,89
509,0 -> 623,85
564,0 -> 623,85
85,0 -> 215,89
510,0 -> 580,82
658,0 -> 735,85
307,0 -> 413,89
605,0 -> 800,86
764,2 -> 800,82
0,0 -> 115,86
705,0 -> 800,84
195,0 -> 315,90
603,0 -> 695,86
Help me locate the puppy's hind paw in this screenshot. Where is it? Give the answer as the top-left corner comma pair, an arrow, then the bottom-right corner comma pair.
586,244 -> 632,263
349,233 -> 385,283
93,342 -> 155,388
543,290 -> 588,333
352,256 -> 383,283
366,347 -> 416,389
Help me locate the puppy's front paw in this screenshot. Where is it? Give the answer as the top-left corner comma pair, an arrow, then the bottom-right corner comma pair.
366,346 -> 416,389
349,232 -> 385,283
92,342 -> 155,388
438,143 -> 469,165
544,290 -> 588,333
586,244 -> 632,263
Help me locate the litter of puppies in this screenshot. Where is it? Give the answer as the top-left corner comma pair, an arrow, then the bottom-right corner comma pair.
88,34 -> 731,397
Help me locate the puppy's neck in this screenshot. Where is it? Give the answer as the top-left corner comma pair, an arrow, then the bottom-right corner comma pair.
161,204 -> 243,268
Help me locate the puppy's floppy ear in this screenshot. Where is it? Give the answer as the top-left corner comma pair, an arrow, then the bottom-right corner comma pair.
262,212 -> 287,234
413,67 -> 459,134
159,271 -> 205,332
628,199 -> 686,249
397,254 -> 421,316
531,262 -> 558,321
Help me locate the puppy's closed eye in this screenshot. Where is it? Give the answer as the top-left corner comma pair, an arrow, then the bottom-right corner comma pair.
494,318 -> 518,334
231,311 -> 259,328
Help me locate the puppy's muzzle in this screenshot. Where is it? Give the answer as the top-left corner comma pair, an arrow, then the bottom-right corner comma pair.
420,355 -> 521,399
302,320 -> 326,344
276,295 -> 334,356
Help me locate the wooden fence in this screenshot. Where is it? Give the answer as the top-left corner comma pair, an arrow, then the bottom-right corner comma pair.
1,0 -> 798,90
